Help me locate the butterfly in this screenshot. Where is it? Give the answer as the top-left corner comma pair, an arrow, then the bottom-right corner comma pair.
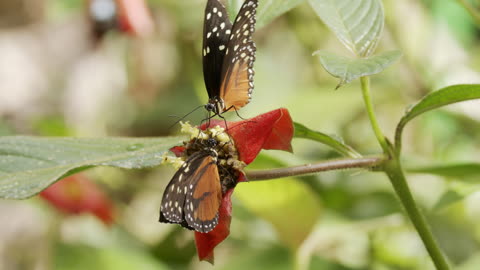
159,138 -> 223,233
202,0 -> 258,118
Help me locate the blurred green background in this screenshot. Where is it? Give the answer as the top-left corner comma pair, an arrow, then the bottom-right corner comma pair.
0,0 -> 480,269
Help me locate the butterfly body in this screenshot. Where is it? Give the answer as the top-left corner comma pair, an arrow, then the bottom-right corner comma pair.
202,0 -> 258,117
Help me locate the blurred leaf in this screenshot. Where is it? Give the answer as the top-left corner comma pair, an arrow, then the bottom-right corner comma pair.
309,255 -> 358,270
227,0 -> 305,28
0,121 -> 13,136
433,182 -> 480,211
152,226 -> 197,264
33,117 -> 71,136
433,190 -> 465,212
408,163 -> 480,180
428,214 -> 479,264
227,0 -> 243,21
55,244 -> 167,270
257,0 -> 306,28
235,176 -> 322,248
314,50 -> 401,89
0,136 -> 185,199
294,122 -> 361,158
458,253 -> 480,270
395,84 -> 480,151
308,0 -> 384,57
217,245 -> 292,270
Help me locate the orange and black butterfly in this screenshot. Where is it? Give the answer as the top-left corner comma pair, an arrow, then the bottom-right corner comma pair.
202,0 -> 258,118
159,138 -> 223,233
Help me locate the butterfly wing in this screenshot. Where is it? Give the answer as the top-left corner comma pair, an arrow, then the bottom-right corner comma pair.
202,0 -> 233,99
184,155 -> 222,232
160,151 -> 222,233
219,0 -> 258,111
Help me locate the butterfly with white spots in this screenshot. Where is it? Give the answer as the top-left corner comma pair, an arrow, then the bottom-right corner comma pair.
159,138 -> 223,233
202,0 -> 258,118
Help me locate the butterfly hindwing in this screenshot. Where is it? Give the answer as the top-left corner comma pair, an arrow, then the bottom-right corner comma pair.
160,151 -> 222,233
203,0 -> 233,99
185,155 -> 222,232
219,0 -> 257,110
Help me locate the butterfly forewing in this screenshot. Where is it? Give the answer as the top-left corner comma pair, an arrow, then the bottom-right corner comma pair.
203,0 -> 233,99
160,151 -> 222,233
219,0 -> 257,110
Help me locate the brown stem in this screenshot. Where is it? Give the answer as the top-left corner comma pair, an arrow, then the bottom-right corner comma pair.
244,156 -> 385,181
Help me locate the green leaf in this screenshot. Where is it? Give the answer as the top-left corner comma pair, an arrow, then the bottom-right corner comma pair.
256,0 -> 306,28
395,84 -> 480,153
227,0 -> 305,28
314,50 -> 401,88
308,0 -> 384,57
433,190 -> 465,212
432,182 -> 480,212
55,244 -> 168,270
236,154 -> 321,249
0,136 -> 185,199
408,163 -> 480,180
294,122 -> 362,158
235,177 -> 322,249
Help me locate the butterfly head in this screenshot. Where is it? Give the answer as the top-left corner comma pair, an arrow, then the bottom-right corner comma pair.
205,98 -> 225,115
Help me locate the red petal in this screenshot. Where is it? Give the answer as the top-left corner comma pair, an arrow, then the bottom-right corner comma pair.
195,189 -> 233,264
169,146 -> 185,157
40,174 -> 114,226
202,108 -> 294,164
260,108 -> 294,152
116,0 -> 154,37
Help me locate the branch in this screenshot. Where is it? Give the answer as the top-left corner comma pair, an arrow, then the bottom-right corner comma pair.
244,156 -> 385,181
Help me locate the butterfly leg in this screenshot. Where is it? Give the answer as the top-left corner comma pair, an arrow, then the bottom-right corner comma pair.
223,105 -> 248,120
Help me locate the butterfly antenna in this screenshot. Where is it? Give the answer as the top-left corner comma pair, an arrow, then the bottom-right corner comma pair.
168,105 -> 204,130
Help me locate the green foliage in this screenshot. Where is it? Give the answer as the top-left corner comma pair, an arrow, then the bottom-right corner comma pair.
3,0 -> 480,268
314,50 -> 402,89
294,122 -> 361,158
55,244 -> 168,270
236,155 -> 322,249
308,0 -> 384,57
227,0 -> 306,28
256,0 -> 306,28
0,136 -> 184,199
409,163 -> 480,180
395,84 -> 480,152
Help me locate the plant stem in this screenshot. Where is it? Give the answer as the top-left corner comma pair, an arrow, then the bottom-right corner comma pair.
384,159 -> 451,270
360,76 -> 449,269
457,0 -> 480,26
245,156 -> 384,180
360,76 -> 390,154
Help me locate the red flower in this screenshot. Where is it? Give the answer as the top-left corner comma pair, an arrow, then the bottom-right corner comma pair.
39,174 -> 114,226
171,108 -> 294,263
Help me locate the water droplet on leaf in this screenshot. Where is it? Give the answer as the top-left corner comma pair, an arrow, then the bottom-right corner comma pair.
127,144 -> 144,151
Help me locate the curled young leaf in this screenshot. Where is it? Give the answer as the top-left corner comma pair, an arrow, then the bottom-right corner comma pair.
395,84 -> 480,154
